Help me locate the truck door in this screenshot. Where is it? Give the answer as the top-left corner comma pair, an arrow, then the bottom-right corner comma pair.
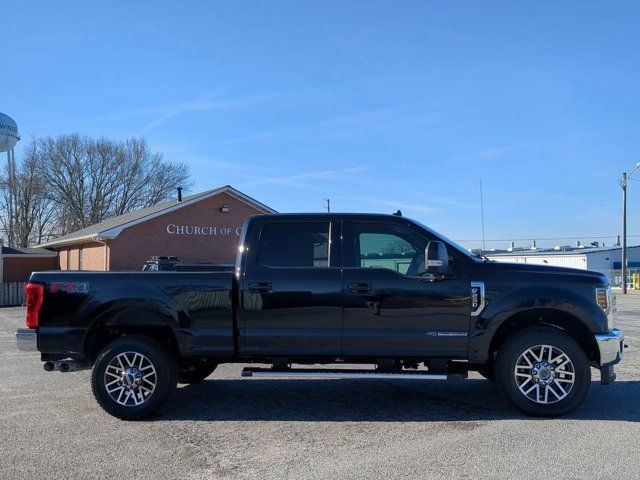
341,220 -> 470,357
240,219 -> 342,356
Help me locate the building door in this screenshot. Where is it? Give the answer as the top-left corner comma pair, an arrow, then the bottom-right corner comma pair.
341,221 -> 470,358
241,219 -> 343,356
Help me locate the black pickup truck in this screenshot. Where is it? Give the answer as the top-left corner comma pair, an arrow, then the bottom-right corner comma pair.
16,213 -> 625,419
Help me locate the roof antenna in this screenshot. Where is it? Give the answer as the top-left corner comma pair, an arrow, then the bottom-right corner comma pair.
393,209 -> 402,217
480,179 -> 486,252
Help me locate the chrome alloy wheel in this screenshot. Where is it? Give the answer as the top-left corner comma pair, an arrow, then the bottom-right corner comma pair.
514,344 -> 575,404
104,352 -> 157,407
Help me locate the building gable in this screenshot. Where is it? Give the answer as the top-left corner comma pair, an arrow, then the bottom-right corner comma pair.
39,185 -> 275,248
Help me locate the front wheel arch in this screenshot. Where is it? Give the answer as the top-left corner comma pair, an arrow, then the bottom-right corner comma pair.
486,309 -> 600,365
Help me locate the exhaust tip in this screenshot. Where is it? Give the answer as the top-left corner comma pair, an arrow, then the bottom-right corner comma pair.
43,361 -> 55,372
58,362 -> 70,373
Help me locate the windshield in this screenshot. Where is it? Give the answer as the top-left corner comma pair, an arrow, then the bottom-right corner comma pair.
408,218 -> 483,262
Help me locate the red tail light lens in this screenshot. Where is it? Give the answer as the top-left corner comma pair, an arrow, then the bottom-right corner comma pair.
25,283 -> 44,329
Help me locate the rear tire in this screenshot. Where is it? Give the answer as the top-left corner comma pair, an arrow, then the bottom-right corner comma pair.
91,335 -> 177,420
496,327 -> 590,417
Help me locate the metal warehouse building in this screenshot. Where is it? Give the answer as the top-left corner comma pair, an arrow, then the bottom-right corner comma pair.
486,245 -> 640,285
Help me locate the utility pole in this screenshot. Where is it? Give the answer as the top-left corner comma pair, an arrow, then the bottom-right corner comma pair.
622,172 -> 627,294
325,198 -> 330,213
480,179 -> 486,252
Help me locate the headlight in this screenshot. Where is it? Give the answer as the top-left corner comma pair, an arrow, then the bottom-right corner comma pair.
595,287 -> 609,312
595,286 -> 616,330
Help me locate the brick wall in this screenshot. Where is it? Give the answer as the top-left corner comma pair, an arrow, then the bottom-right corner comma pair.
79,242 -> 107,271
3,256 -> 58,282
59,249 -> 68,270
107,192 -> 265,270
68,246 -> 80,270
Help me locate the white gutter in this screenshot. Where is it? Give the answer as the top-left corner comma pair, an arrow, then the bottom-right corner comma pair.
38,232 -> 105,249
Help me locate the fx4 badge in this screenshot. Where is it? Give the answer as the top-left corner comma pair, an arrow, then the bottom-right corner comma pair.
470,281 -> 486,317
50,282 -> 90,294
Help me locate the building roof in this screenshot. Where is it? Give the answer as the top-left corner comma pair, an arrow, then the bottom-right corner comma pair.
38,185 -> 276,248
486,245 -> 640,257
1,246 -> 57,256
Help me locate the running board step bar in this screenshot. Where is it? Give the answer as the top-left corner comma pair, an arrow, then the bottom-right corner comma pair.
241,367 -> 466,380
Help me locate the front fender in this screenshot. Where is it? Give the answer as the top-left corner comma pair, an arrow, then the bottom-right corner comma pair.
469,285 -> 605,363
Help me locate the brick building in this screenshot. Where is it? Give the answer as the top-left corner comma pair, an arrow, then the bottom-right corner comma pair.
38,186 -> 276,271
0,245 -> 58,282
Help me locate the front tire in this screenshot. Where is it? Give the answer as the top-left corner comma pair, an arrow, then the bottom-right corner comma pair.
496,327 -> 591,417
91,335 -> 177,420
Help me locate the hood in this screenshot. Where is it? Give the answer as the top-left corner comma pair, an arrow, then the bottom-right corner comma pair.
481,261 -> 608,281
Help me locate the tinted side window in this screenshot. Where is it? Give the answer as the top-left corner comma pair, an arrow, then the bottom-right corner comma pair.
346,223 -> 430,276
359,233 -> 416,274
258,222 -> 330,268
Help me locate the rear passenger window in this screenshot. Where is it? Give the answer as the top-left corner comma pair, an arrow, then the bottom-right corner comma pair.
258,222 -> 330,268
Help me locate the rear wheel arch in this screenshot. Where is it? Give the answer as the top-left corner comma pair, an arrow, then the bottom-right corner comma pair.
84,307 -> 180,363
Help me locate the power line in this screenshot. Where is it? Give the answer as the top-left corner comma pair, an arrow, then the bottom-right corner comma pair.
456,234 -> 634,242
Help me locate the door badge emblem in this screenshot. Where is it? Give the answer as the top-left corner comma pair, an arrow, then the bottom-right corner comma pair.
470,281 -> 486,317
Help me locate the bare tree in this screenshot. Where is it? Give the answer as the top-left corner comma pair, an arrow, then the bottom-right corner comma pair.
110,137 -> 191,216
38,134 -> 192,236
0,134 -> 192,246
0,139 -> 57,246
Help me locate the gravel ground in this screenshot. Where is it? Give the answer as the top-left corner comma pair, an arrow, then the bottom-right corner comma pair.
1,295 -> 638,480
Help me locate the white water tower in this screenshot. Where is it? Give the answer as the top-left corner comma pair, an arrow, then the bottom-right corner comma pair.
0,113 -> 20,153
0,113 -> 20,184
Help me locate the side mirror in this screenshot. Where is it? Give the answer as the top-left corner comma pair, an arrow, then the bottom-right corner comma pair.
424,241 -> 450,276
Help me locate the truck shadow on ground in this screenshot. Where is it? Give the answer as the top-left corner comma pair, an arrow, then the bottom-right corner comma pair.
162,378 -> 640,422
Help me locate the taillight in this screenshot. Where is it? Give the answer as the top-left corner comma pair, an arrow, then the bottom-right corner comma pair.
25,283 -> 44,329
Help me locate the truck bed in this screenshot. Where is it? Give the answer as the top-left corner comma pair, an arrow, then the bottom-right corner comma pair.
31,270 -> 236,358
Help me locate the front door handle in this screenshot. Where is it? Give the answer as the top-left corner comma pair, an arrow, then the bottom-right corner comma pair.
348,282 -> 373,295
249,282 -> 273,294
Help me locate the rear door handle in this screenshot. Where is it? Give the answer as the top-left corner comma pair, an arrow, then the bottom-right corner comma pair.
249,282 -> 273,294
348,282 -> 373,295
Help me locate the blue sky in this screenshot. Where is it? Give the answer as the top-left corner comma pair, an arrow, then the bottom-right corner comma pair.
4,1 -> 640,249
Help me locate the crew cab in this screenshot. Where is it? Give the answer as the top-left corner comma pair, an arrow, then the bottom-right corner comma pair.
16,213 -> 625,419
